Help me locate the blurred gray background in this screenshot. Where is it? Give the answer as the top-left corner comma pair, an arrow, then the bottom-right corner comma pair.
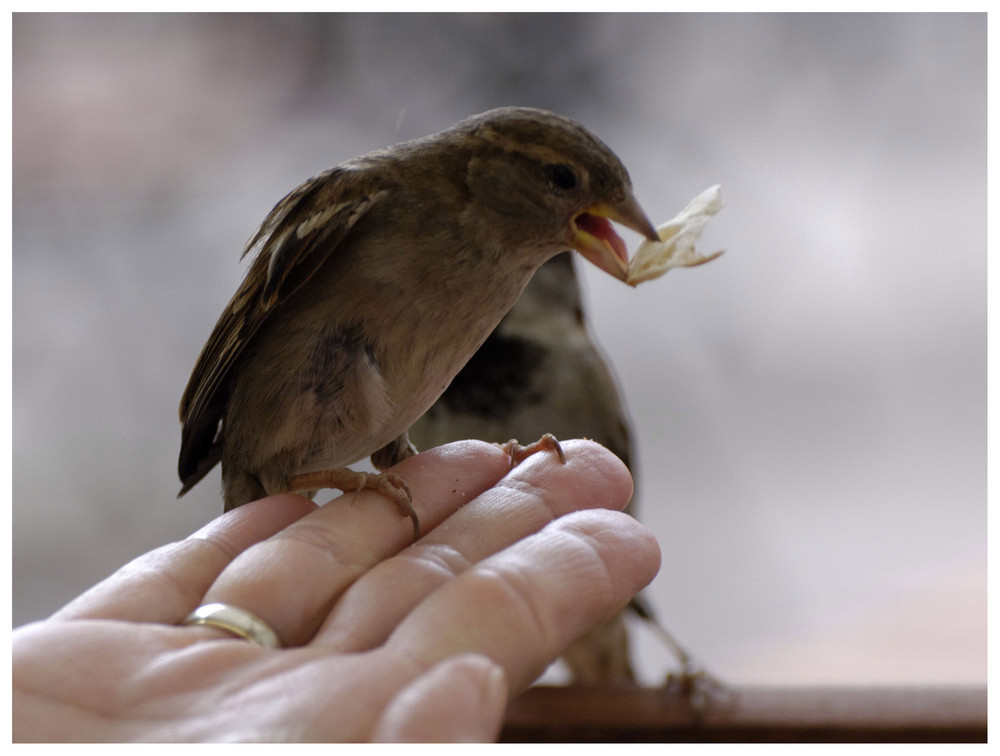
12,13 -> 985,685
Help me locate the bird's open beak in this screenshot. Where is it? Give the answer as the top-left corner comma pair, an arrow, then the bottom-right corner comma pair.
571,194 -> 660,281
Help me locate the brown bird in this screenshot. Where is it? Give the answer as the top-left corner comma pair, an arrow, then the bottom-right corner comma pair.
178,107 -> 659,537
411,251 -> 639,682
411,252 -> 718,689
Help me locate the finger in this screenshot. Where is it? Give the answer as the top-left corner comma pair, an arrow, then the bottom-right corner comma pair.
51,495 -> 316,623
314,438 -> 632,651
371,654 -> 508,742
199,441 -> 511,647
386,508 -> 660,694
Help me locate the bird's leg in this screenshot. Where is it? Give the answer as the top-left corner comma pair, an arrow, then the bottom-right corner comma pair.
629,595 -> 731,711
656,628 -> 729,710
286,468 -> 420,541
500,433 -> 566,469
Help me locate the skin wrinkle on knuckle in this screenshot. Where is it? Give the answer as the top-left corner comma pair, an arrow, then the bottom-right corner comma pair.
472,564 -> 559,656
117,540 -> 230,614
493,470 -> 566,525
121,635 -> 260,707
138,565 -> 211,617
396,542 -> 474,587
474,520 -> 628,655
266,522 -> 379,583
552,520 -> 622,611
189,529 -> 247,564
328,543 -> 474,644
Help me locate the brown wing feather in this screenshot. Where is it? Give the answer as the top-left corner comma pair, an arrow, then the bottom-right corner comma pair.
177,165 -> 388,491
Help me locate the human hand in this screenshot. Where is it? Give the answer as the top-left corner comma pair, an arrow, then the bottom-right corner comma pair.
13,440 -> 659,742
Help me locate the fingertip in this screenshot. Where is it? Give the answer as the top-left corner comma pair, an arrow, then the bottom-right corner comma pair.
439,652 -> 509,707
400,439 -> 634,510
559,508 -> 662,588
504,438 -> 635,516
565,438 -> 635,507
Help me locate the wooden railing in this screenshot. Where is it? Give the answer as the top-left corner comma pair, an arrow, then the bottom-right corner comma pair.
501,684 -> 987,742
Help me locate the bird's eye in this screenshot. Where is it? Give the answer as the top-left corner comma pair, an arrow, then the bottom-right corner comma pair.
547,164 -> 577,190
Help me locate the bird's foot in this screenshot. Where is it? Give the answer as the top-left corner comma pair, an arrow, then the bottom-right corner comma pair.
629,594 -> 732,712
500,433 -> 566,469
662,662 -> 733,714
286,468 -> 420,540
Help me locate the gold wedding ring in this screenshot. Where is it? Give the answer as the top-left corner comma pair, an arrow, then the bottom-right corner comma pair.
182,602 -> 282,649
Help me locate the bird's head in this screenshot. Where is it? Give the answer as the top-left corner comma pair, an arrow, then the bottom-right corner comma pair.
452,106 -> 659,280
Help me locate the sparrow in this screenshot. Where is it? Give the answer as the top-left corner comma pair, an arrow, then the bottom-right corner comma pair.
177,106 -> 659,539
411,252 -> 715,689
410,251 -> 639,683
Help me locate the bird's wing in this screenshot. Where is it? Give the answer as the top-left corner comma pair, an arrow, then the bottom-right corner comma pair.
177,166 -> 389,490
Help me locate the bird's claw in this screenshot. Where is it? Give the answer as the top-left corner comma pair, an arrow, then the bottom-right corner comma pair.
286,468 -> 420,541
500,433 -> 566,469
662,662 -> 733,714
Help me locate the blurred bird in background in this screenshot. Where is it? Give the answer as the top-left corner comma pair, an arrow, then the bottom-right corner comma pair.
411,251 -> 702,687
